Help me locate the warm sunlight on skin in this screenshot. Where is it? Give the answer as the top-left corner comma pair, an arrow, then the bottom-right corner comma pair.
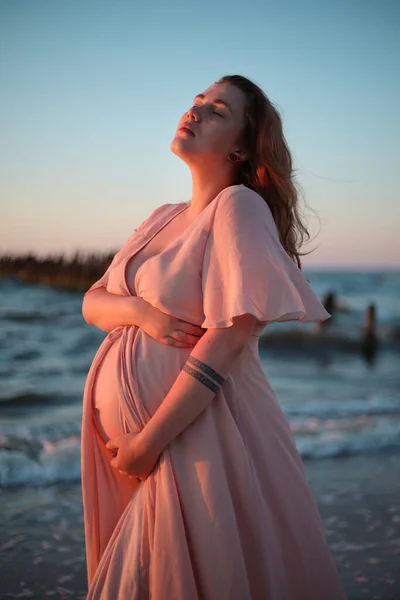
169,81 -> 260,347
169,82 -> 248,217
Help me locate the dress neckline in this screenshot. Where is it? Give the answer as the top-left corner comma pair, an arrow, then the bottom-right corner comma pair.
124,184 -> 245,296
123,202 -> 189,296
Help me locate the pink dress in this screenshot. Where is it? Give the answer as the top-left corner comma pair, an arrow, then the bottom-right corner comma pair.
81,184 -> 347,599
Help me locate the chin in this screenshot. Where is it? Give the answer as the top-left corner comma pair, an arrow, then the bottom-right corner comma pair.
170,138 -> 194,160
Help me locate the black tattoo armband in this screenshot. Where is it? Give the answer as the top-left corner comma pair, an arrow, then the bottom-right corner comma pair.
186,355 -> 225,386
182,364 -> 220,394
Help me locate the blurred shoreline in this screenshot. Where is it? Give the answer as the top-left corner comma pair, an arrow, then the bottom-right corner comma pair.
1,252 -> 399,294
0,252 -> 115,293
1,255 -> 400,361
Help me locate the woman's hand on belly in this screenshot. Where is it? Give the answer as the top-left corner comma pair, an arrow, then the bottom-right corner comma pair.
141,301 -> 206,348
106,431 -> 161,480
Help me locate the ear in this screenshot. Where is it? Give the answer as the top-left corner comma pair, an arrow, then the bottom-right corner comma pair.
232,149 -> 248,163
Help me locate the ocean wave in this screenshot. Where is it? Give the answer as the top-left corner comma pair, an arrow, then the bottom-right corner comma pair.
1,418 -> 399,488
260,327 -> 400,353
284,395 -> 400,419
0,309 -> 76,323
0,392 -> 60,406
0,433 -> 81,487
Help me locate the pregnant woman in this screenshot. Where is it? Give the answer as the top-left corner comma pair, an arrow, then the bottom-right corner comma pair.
81,74 -> 347,599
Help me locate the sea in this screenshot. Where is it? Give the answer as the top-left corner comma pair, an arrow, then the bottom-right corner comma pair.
0,270 -> 399,489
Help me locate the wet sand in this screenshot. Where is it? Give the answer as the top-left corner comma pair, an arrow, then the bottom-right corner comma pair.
0,452 -> 399,600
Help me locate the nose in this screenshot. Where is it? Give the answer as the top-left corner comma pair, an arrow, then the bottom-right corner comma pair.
186,105 -> 199,121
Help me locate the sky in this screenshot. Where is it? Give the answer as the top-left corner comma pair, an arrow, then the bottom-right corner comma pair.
1,0 -> 399,268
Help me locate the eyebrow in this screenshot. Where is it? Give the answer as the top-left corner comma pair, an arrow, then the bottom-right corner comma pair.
193,93 -> 233,114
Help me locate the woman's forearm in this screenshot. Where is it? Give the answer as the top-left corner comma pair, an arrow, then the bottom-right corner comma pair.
82,288 -> 147,332
138,325 -> 250,457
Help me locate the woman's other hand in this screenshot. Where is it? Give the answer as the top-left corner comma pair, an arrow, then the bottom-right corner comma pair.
140,300 -> 206,348
106,432 -> 160,480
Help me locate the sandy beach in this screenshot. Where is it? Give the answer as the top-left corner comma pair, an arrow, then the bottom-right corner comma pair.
0,452 -> 399,600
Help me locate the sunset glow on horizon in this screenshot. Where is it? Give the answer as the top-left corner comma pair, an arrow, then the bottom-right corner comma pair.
1,1 -> 399,268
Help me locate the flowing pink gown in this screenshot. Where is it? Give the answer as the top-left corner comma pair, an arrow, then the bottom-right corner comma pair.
81,184 -> 347,599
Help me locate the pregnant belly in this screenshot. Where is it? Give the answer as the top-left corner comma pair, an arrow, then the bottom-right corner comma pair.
93,339 -> 124,444
92,328 -> 194,445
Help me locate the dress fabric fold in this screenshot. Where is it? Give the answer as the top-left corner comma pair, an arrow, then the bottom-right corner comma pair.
81,184 -> 346,599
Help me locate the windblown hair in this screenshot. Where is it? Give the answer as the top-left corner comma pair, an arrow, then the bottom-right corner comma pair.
217,74 -> 320,270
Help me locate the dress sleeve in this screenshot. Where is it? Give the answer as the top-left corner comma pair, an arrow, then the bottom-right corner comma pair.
200,187 -> 331,329
83,203 -> 168,298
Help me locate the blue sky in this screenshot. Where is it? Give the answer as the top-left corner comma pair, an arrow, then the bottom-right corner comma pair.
1,0 -> 399,267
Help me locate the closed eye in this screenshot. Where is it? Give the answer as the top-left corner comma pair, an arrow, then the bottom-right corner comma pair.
194,103 -> 224,118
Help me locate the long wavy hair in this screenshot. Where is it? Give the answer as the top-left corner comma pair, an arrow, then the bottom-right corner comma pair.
217,74 -> 320,270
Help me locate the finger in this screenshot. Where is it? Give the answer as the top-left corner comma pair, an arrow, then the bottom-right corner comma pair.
172,330 -> 203,344
176,322 -> 207,336
164,336 -> 192,348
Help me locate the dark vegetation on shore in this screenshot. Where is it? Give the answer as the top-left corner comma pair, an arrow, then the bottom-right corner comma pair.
0,252 -> 114,293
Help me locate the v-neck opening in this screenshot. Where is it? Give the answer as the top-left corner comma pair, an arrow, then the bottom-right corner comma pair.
123,184 -> 245,297
123,202 -> 190,297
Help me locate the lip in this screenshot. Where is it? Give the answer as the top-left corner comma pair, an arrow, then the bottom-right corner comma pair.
178,125 -> 195,137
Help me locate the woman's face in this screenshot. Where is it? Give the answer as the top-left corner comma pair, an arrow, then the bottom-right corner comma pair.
170,82 -> 247,166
